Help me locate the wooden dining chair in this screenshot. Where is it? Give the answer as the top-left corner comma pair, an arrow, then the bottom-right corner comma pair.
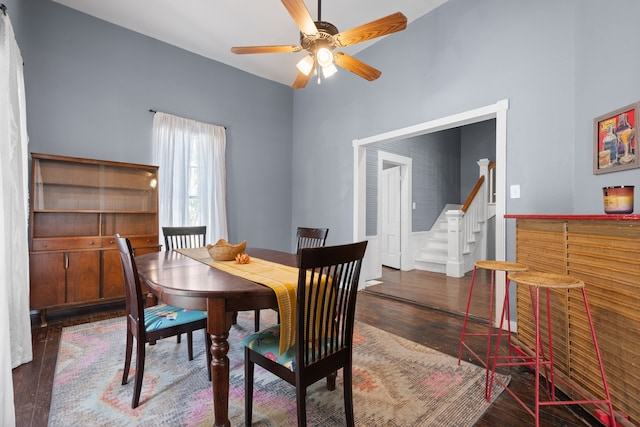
162,226 -> 207,250
296,227 -> 329,252
243,240 -> 367,427
115,234 -> 212,409
252,227 -> 330,333
161,226 -> 207,342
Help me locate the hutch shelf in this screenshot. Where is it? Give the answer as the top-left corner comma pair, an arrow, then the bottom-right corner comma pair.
29,153 -> 160,325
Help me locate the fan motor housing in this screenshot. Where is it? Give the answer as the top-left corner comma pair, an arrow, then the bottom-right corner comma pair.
300,21 -> 338,51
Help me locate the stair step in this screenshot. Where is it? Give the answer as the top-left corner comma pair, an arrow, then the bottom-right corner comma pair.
425,239 -> 447,250
415,248 -> 447,263
415,200 -> 485,277
414,258 -> 447,274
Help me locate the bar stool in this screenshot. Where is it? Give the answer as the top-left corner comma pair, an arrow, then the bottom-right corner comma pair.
457,260 -> 528,401
490,271 -> 615,427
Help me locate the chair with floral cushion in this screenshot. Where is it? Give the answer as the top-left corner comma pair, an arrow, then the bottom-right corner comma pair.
115,234 -> 212,408
243,241 -> 367,427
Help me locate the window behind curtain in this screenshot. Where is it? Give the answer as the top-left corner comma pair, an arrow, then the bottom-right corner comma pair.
188,148 -> 199,225
152,112 -> 228,244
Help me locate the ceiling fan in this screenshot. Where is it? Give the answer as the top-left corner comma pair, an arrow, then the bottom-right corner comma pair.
230,0 -> 407,89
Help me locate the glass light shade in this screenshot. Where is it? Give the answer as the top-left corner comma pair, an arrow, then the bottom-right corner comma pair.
322,63 -> 338,78
316,47 -> 333,67
296,55 -> 314,76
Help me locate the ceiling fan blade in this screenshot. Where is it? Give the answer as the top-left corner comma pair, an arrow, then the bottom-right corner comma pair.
292,70 -> 313,89
281,0 -> 319,36
231,45 -> 302,54
334,12 -> 407,47
333,52 -> 381,81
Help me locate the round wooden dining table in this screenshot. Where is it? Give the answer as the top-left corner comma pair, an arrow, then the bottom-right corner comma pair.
135,247 -> 297,427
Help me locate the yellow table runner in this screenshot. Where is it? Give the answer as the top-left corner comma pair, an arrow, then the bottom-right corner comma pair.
176,247 -> 298,354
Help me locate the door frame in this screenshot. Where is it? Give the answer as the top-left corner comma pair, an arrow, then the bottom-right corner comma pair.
353,99 -> 509,328
378,152 -> 412,272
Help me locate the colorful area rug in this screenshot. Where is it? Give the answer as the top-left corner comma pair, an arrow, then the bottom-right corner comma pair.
49,311 -> 509,426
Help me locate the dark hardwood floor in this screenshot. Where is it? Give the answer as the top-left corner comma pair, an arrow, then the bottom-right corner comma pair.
13,267 -> 600,427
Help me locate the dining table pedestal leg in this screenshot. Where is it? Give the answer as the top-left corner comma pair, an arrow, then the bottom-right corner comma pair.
208,298 -> 232,427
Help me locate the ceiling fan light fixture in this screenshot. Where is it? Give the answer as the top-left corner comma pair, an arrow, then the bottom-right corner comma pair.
230,0 -> 408,89
296,54 -> 314,76
321,62 -> 337,78
316,47 -> 334,67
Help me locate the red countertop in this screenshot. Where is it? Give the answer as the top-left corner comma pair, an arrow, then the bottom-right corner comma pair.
504,213 -> 640,221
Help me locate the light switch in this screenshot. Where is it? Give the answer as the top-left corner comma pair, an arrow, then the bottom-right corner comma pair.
412,202 -> 416,210
510,184 -> 521,199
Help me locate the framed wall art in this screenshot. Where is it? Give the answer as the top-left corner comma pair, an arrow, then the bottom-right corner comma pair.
594,102 -> 639,174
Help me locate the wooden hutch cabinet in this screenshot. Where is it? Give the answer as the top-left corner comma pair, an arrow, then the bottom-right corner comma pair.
29,153 -> 160,324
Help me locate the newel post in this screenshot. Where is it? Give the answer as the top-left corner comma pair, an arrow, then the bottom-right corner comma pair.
446,210 -> 465,278
477,158 -> 490,260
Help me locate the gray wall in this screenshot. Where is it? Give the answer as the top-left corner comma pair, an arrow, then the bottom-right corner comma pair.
574,4 -> 640,212
364,120 -> 495,238
10,0 -> 640,257
2,0 -> 24,45
292,0 -> 640,260
20,0 -> 294,252
460,120 -> 496,198
365,129 -> 462,236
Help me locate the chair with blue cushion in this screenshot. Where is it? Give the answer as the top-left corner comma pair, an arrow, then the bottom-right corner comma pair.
243,240 -> 367,427
115,234 -> 212,409
162,226 -> 206,342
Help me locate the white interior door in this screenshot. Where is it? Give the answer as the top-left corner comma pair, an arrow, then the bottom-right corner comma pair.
381,166 -> 401,268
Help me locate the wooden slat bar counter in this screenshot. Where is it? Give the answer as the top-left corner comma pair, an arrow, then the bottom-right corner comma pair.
505,214 -> 640,426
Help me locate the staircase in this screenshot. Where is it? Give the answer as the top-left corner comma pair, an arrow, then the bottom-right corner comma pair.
414,159 -> 495,278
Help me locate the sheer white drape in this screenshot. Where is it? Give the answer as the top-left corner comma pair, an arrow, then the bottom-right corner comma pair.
152,112 -> 228,244
0,11 -> 32,427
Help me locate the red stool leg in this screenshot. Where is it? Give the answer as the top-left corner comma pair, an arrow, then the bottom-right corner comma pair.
581,288 -> 615,426
545,287 -> 556,400
457,266 -> 479,365
483,269 -> 496,399
487,272 -> 512,401
489,274 -> 617,426
527,284 -> 552,391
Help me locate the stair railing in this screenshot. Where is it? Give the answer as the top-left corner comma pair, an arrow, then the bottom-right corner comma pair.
445,159 -> 490,277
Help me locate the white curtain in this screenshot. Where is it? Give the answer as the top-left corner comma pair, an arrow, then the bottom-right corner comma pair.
152,112 -> 228,243
0,10 -> 32,427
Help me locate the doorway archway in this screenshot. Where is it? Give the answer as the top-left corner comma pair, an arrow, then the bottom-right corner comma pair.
353,99 -> 509,327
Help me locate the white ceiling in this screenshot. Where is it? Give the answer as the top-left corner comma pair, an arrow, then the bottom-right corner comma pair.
51,0 -> 448,87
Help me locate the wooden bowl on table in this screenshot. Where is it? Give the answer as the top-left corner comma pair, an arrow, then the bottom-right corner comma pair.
206,239 -> 247,261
